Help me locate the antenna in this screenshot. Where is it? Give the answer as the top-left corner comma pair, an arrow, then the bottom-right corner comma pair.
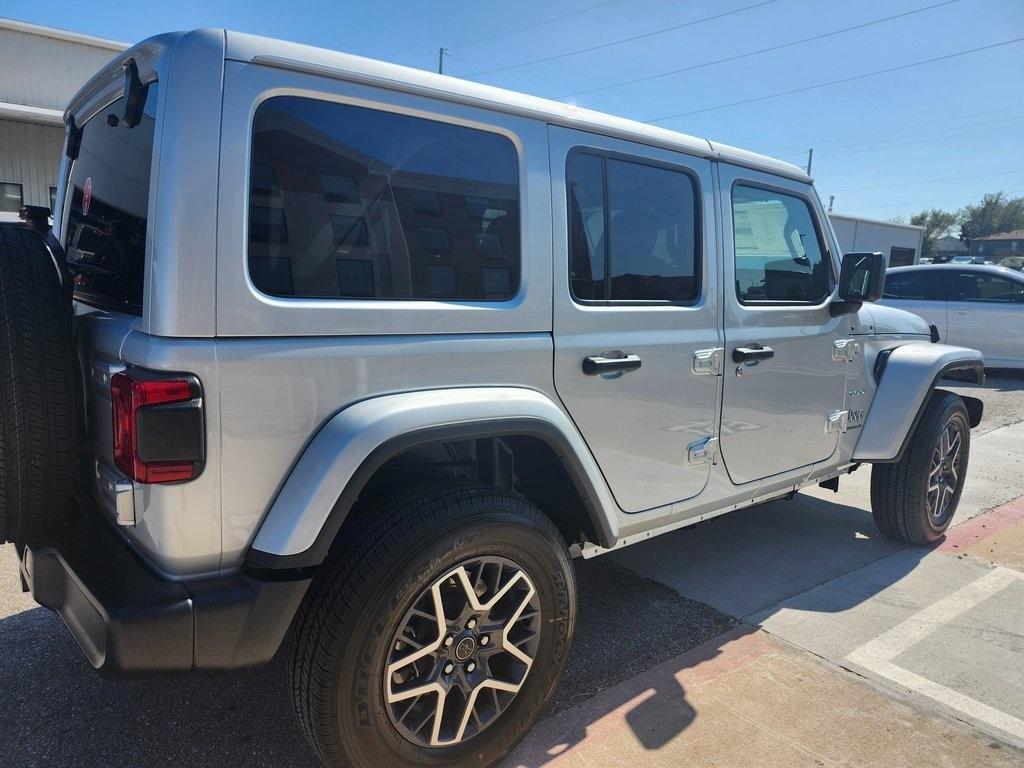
806,148 -> 814,175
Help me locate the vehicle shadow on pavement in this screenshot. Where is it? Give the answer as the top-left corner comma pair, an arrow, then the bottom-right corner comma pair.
1,495 -> 932,768
505,493 -> 938,767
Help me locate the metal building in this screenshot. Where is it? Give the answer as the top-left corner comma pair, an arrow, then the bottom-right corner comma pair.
0,18 -> 125,221
828,212 -> 924,267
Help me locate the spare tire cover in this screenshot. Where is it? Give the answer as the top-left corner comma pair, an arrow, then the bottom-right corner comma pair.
0,223 -> 77,544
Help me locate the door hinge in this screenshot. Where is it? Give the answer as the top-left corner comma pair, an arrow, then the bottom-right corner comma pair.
692,347 -> 724,376
687,436 -> 719,465
832,339 -> 862,363
825,410 -> 848,433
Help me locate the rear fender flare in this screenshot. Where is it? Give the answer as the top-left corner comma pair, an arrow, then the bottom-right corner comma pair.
853,343 -> 983,463
245,387 -> 619,569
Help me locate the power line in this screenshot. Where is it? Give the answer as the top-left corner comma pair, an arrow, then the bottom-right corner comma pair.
465,0 -> 778,77
786,113 -> 1024,160
845,188 -> 1024,213
833,168 -> 1024,194
764,103 -> 1024,154
647,36 -> 1024,123
449,0 -> 621,50
557,0 -> 960,98
815,116 -> 1024,159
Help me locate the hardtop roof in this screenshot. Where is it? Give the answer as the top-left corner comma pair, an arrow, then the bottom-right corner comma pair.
68,28 -> 811,184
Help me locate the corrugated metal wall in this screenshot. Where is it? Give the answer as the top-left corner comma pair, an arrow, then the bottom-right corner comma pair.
0,119 -> 65,207
0,26 -> 120,110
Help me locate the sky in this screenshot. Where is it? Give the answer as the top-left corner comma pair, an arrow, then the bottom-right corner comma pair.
5,0 -> 1023,222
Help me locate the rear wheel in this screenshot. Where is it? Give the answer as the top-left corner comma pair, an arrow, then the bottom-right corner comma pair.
288,482 -> 575,768
870,391 -> 970,545
0,224 -> 77,544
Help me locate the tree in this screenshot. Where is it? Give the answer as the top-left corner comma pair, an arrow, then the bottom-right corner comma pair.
910,208 -> 957,259
959,192 -> 1024,243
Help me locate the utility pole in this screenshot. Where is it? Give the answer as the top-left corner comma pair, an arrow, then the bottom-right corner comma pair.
806,148 -> 813,175
438,47 -> 447,74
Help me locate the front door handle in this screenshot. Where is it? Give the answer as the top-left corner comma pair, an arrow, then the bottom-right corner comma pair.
582,354 -> 642,375
732,345 -> 775,364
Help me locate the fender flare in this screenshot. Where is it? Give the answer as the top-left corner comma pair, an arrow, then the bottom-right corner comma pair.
853,343 -> 983,463
245,388 -> 620,569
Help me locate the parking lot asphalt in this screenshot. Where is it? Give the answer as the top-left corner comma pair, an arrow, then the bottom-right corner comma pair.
1,372 -> 1022,768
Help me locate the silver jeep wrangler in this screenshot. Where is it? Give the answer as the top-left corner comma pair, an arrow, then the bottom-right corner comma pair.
1,28 -> 983,768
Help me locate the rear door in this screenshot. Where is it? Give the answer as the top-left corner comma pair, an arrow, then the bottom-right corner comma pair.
717,165 -> 849,484
549,126 -> 721,513
944,269 -> 1024,364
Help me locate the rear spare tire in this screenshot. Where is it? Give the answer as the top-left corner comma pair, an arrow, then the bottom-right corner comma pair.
0,223 -> 77,544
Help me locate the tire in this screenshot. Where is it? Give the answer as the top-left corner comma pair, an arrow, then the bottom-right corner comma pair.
0,223 -> 77,545
288,481 -> 576,768
870,390 -> 970,545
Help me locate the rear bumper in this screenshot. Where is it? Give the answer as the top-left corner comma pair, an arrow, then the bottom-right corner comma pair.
19,517 -> 312,675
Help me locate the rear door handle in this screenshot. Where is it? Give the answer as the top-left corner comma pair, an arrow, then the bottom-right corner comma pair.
732,345 -> 775,364
582,354 -> 642,375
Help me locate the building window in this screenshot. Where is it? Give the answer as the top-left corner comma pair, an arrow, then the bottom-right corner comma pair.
428,264 -> 457,296
248,96 -> 520,300
331,214 -> 370,247
568,151 -> 700,302
250,205 -> 289,244
411,190 -> 440,214
321,174 -> 359,203
337,258 -> 375,297
1,182 -> 23,213
483,267 -> 512,297
419,226 -> 450,254
732,185 -> 831,304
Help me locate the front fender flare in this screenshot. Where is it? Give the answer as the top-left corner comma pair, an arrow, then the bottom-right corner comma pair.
245,388 -> 620,569
853,343 -> 983,463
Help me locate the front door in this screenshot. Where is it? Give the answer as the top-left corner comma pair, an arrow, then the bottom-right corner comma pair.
550,126 -> 721,513
717,164 -> 850,485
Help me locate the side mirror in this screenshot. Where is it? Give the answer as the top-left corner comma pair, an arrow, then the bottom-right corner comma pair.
830,252 -> 886,317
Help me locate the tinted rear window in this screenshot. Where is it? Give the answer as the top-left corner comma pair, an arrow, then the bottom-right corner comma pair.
64,85 -> 159,314
248,97 -> 520,301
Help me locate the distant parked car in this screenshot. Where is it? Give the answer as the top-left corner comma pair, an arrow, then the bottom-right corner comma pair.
879,264 -> 1024,368
1001,255 -> 1024,271
951,255 -> 973,264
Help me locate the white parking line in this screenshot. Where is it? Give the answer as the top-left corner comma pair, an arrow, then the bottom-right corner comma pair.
846,566 -> 1024,741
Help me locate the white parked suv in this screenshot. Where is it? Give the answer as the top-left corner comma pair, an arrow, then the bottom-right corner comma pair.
1,29 -> 985,768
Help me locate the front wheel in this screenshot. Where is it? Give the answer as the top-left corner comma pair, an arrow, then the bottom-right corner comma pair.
288,482 -> 576,768
870,391 -> 970,544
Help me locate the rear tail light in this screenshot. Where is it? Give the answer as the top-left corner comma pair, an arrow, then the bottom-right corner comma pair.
111,370 -> 205,483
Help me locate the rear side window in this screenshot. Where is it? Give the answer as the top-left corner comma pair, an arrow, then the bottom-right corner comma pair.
948,271 -> 1024,303
64,85 -> 159,314
248,97 -> 520,301
732,184 -> 831,304
883,270 -> 935,300
567,150 -> 699,302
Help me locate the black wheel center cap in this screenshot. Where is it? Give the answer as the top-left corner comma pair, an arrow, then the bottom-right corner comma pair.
454,635 -> 476,661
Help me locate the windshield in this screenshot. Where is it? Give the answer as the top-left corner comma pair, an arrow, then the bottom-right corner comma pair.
63,84 -> 159,314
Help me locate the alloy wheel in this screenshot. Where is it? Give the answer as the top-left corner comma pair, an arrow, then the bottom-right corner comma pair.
384,556 -> 541,747
927,418 -> 963,525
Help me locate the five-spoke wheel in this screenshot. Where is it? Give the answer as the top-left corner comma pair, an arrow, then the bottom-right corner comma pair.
385,557 -> 541,747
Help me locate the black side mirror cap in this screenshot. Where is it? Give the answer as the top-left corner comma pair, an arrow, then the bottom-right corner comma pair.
838,251 -> 886,303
